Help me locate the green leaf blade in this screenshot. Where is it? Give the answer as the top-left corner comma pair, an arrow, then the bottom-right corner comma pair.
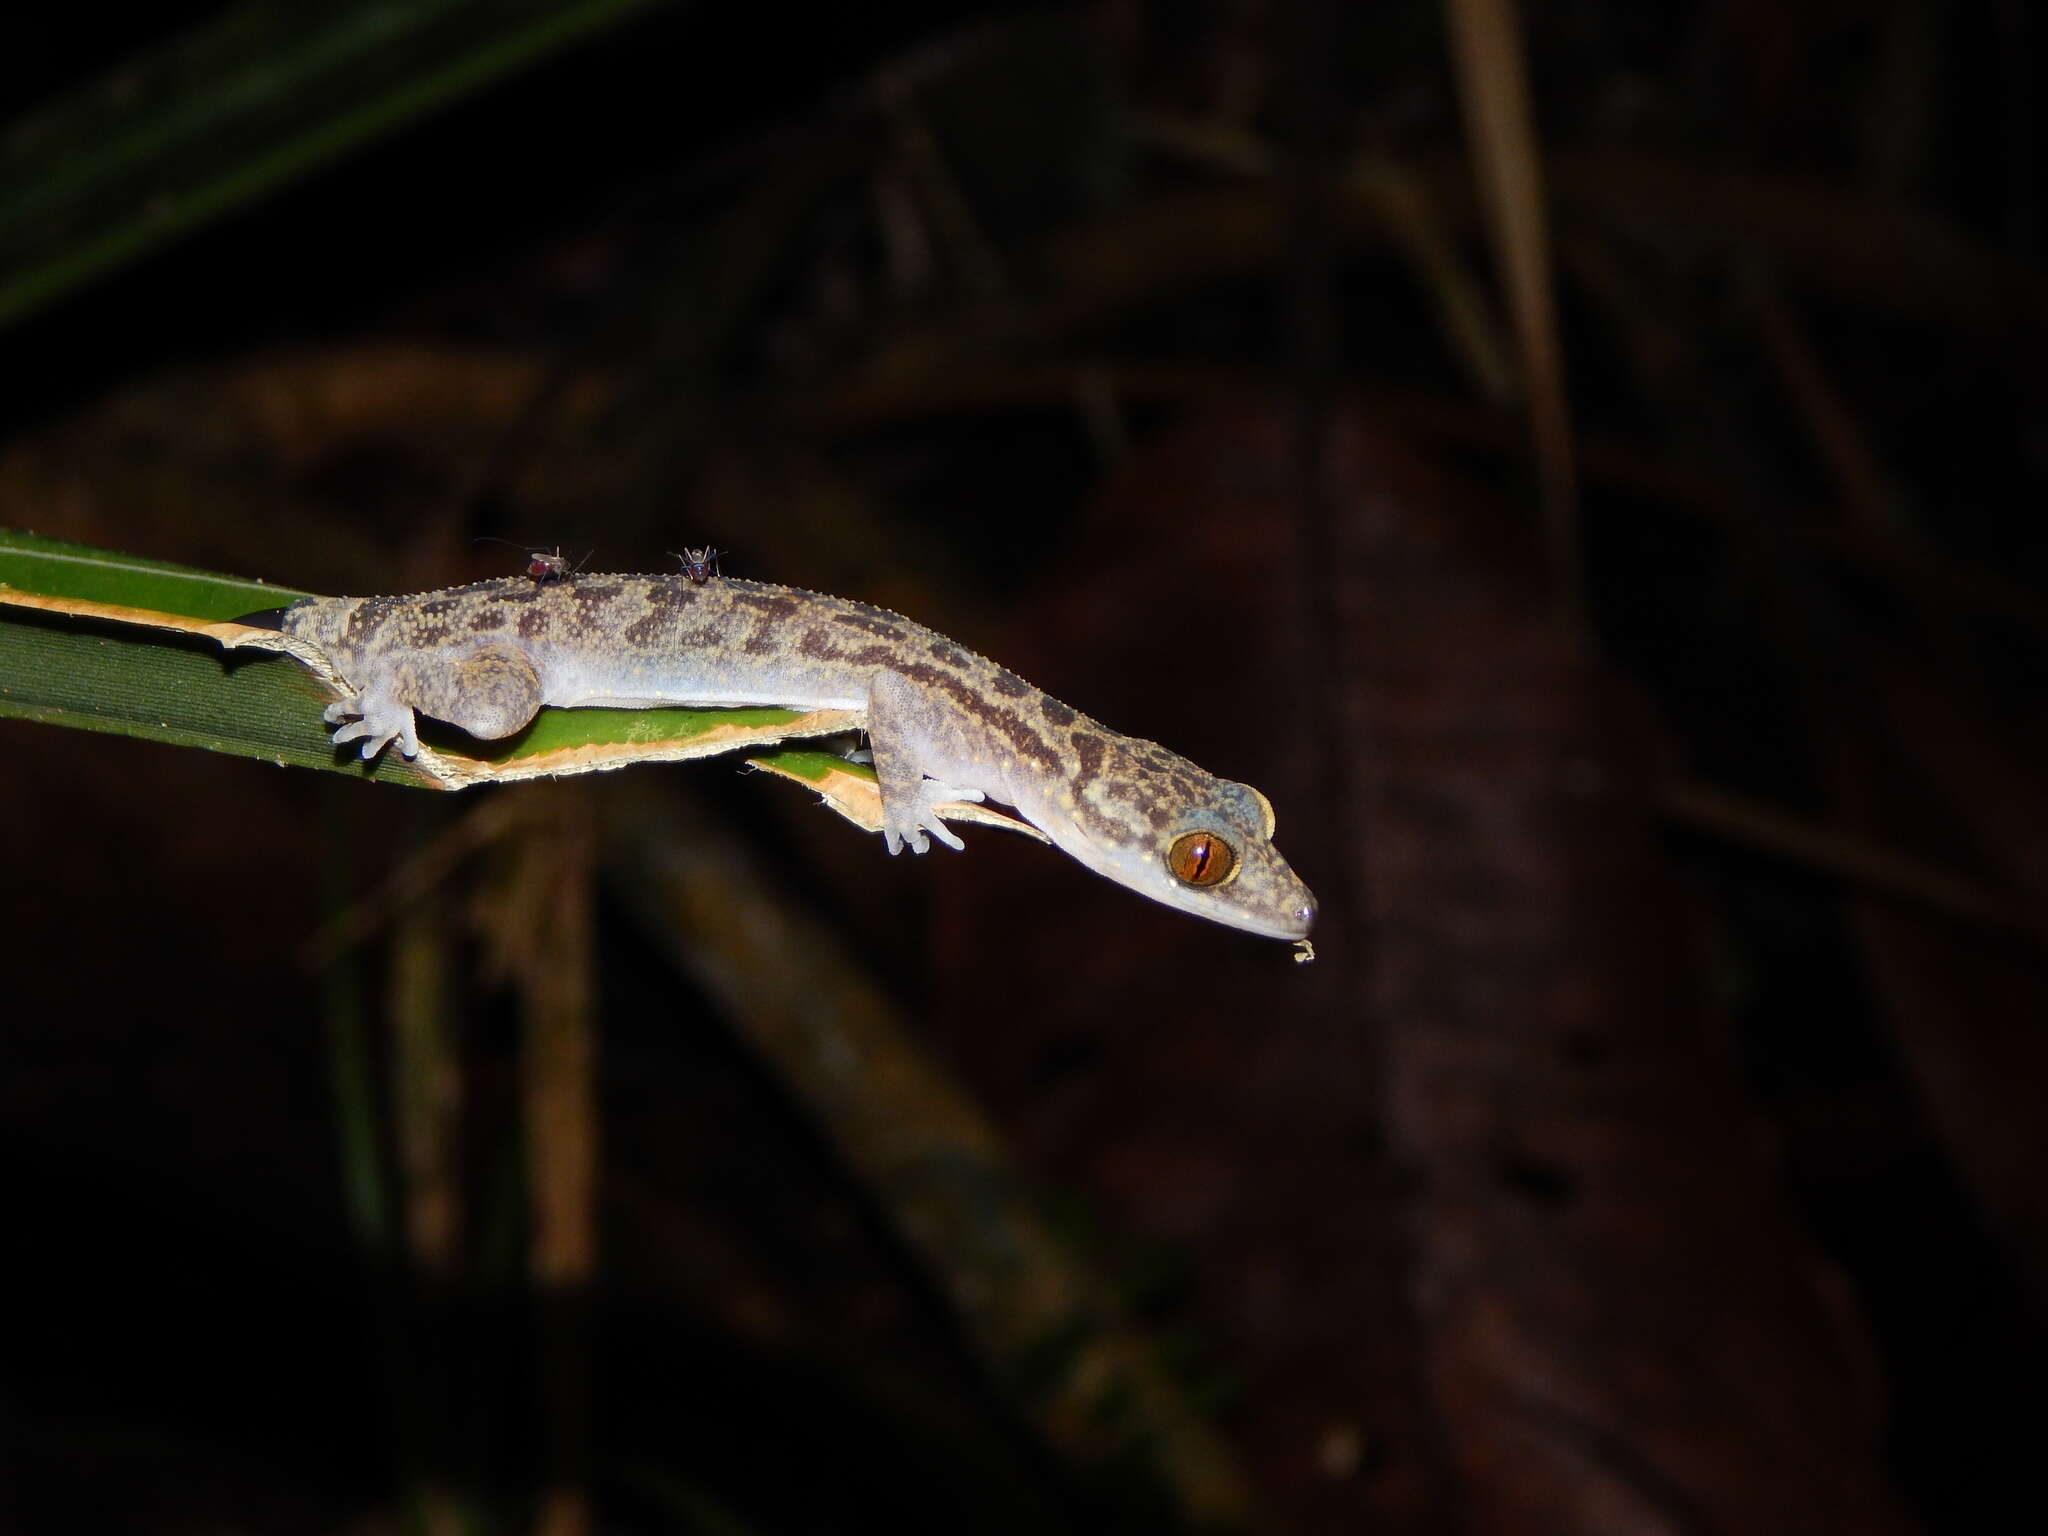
0,599 -> 430,782
0,527 -> 311,618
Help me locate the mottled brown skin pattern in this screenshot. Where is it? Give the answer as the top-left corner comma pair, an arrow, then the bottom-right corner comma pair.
279,574 -> 1316,940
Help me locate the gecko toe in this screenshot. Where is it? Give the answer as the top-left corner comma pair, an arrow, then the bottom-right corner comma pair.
886,826 -> 932,855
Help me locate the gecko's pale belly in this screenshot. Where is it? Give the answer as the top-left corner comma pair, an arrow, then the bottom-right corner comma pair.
551,682 -> 867,713
545,650 -> 869,714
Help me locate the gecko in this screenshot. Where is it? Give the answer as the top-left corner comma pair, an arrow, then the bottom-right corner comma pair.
240,573 -> 1317,943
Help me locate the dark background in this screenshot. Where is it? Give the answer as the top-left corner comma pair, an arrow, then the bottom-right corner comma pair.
3,2 -> 2045,1532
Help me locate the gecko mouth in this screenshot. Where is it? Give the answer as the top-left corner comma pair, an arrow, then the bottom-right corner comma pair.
1250,908 -> 1316,941
1191,886 -> 1317,942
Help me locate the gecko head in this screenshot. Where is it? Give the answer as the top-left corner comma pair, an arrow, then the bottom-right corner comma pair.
1064,764 -> 1318,942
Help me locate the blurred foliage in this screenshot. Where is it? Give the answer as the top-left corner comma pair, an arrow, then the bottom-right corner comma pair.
0,0 -> 676,329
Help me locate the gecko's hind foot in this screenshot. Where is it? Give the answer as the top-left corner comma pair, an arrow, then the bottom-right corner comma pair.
323,696 -> 421,760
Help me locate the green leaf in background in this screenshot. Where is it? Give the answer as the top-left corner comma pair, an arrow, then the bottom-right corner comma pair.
0,0 -> 678,331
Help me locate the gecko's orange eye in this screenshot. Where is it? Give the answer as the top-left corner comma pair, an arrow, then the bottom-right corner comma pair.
1166,830 -> 1237,888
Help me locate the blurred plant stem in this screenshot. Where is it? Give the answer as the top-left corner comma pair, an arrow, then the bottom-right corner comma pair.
598,777 -> 1255,1529
393,871 -> 464,1283
487,784 -> 599,1536
389,818 -> 470,1536
1446,0 -> 1585,643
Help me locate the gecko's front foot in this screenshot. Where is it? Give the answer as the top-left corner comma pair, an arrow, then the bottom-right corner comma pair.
881,779 -> 984,855
323,695 -> 421,760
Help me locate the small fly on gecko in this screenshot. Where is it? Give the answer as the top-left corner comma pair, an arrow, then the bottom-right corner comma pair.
524,548 -> 575,584
674,546 -> 723,585
475,537 -> 587,585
